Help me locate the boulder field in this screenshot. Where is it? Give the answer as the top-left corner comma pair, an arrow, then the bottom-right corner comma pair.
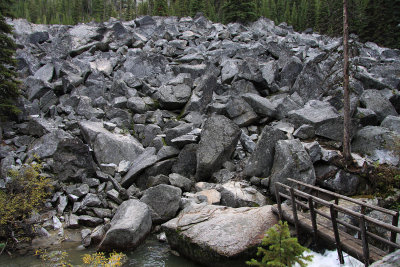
1,14 -> 400,265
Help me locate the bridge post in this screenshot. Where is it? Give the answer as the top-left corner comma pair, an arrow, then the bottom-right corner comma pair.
308,196 -> 318,244
359,215 -> 369,266
330,204 -> 344,264
390,211 -> 399,253
274,183 -> 283,221
290,187 -> 299,238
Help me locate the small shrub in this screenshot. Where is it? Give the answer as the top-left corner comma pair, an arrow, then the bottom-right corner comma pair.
36,250 -> 127,267
0,157 -> 52,248
82,251 -> 127,266
35,249 -> 72,267
246,221 -> 313,267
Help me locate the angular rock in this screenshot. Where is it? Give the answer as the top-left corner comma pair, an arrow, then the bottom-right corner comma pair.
184,72 -> 218,115
172,144 -> 197,177
288,100 -> 346,141
121,147 -> 158,188
269,139 -> 316,196
79,216 -> 103,228
319,170 -> 361,196
98,199 -> 152,251
28,129 -> 95,181
162,204 -> 278,266
196,115 -> 240,181
360,89 -> 397,122
243,125 -> 287,178
381,115 -> 400,134
352,126 -> 400,165
140,184 -> 182,224
260,60 -> 279,86
220,181 -> 267,208
79,121 -> 144,165
226,96 -> 258,127
195,189 -> 221,205
293,124 -> 315,139
127,96 -> 148,113
242,93 -> 277,118
154,84 -> 192,110
82,193 -> 102,208
355,107 -> 379,127
169,173 -> 194,192
279,56 -> 303,88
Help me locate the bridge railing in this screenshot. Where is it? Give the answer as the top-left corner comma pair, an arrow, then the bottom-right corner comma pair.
274,179 -> 400,266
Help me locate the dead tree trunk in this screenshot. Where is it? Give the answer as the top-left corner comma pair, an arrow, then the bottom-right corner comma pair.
342,0 -> 352,164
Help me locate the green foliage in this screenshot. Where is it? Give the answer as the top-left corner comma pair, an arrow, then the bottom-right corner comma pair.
36,249 -> 127,267
222,0 -> 257,24
190,0 -> 205,17
0,0 -> 20,120
7,0 -> 400,49
246,221 -> 313,267
154,0 -> 168,16
0,157 -> 52,247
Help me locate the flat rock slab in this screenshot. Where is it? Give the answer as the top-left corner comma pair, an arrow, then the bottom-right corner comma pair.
121,147 -> 158,188
162,204 -> 277,267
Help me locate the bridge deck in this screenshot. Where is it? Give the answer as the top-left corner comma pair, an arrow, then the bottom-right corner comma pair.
272,204 -> 387,263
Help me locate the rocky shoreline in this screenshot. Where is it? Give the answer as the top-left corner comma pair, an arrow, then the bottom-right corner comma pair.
1,14 -> 400,265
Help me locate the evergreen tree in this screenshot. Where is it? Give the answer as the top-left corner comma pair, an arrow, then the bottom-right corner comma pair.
125,0 -> 133,20
154,0 -> 168,16
289,2 -> 298,28
246,221 -> 313,267
283,0 -> 291,25
93,0 -> 105,22
0,0 -> 20,119
190,0 -> 204,17
276,0 -> 286,23
222,0 -> 257,24
298,0 -> 308,30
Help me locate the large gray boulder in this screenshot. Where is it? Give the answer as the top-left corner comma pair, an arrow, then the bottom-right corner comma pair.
226,96 -> 258,127
183,71 -> 219,115
196,115 -> 240,181
381,115 -> 400,134
242,93 -> 277,118
153,84 -> 192,110
352,126 -> 400,165
220,181 -> 267,208
162,204 -> 278,267
360,90 -> 398,122
288,100 -> 346,142
243,126 -> 287,178
28,129 -> 95,181
370,249 -> 400,267
140,184 -> 182,224
79,121 -> 144,165
122,49 -> 168,79
172,144 -> 198,177
98,199 -> 152,252
269,139 -> 316,196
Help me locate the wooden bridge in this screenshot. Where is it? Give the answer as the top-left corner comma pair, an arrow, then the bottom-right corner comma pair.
271,178 -> 400,266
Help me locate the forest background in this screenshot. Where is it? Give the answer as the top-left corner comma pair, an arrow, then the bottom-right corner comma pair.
9,0 -> 400,50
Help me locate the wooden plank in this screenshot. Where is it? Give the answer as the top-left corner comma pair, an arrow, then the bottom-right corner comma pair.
286,179 -> 397,216
271,205 -> 386,263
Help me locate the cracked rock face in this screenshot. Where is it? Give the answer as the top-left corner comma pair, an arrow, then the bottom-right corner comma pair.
162,204 -> 277,267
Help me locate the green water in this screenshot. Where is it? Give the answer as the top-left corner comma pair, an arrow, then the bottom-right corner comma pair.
0,235 -> 202,267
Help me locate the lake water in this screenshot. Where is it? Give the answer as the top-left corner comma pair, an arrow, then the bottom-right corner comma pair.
0,235 -> 363,267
